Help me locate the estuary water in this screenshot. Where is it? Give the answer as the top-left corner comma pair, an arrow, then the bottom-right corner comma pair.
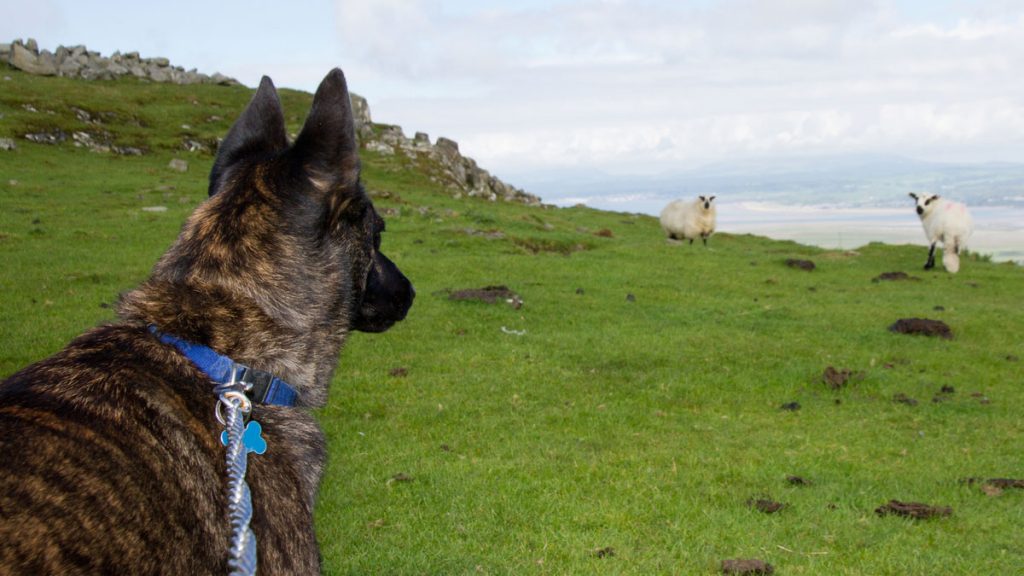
553,194 -> 1024,264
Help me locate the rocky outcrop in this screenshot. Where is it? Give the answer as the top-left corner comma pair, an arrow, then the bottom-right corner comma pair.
1,38 -> 238,86
2,38 -> 540,205
364,127 -> 540,205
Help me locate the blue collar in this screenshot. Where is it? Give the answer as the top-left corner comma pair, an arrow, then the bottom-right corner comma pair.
149,325 -> 299,407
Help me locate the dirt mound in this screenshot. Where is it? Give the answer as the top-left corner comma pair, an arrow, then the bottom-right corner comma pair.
746,497 -> 786,514
873,271 -> 918,282
889,318 -> 953,339
893,393 -> 918,406
449,285 -> 522,308
962,477 -> 1024,489
785,258 -> 815,271
822,366 -> 862,390
875,500 -> 952,519
722,558 -> 774,574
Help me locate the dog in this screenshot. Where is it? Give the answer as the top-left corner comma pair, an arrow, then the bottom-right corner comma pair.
0,68 -> 414,574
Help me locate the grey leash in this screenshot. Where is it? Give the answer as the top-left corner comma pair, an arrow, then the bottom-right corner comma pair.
217,372 -> 258,576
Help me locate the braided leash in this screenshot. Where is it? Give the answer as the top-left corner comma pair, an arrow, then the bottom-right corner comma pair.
217,376 -> 258,576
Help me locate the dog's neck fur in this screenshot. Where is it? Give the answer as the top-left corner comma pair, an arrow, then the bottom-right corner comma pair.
118,268 -> 346,409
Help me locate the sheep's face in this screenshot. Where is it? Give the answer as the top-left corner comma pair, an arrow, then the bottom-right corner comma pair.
909,193 -> 939,218
698,195 -> 716,210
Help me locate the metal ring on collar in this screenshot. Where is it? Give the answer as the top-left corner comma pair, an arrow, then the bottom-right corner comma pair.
215,390 -> 252,425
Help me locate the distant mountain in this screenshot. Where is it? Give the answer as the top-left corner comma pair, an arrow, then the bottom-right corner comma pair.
514,154 -> 1024,209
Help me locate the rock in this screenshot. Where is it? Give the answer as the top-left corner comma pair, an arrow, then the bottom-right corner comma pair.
350,93 -> 373,138
10,43 -> 57,75
0,138 -> 15,151
149,66 -> 170,83
168,158 -> 189,172
25,130 -> 68,144
58,59 -> 83,76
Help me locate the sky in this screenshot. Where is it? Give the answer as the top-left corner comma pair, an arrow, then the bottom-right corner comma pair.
4,0 -> 1024,181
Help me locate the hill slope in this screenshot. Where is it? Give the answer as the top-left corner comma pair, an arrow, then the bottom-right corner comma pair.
2,69 -> 1023,575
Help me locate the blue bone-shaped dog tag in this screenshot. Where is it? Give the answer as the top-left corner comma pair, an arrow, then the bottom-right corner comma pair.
221,420 -> 268,455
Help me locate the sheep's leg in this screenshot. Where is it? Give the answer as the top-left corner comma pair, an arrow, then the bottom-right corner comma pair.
924,242 -> 937,270
701,235 -> 708,247
689,238 -> 694,245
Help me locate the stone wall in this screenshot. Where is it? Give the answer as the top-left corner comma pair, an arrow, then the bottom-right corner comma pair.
1,38 -> 238,85
2,38 -> 541,205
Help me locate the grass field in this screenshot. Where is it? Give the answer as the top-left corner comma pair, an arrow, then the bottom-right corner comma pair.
2,68 -> 1023,574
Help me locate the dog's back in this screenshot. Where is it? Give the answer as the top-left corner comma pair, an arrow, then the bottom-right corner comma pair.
0,325 -> 233,573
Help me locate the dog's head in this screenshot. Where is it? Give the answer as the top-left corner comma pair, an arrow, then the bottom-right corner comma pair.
908,192 -> 939,218
130,70 -> 413,363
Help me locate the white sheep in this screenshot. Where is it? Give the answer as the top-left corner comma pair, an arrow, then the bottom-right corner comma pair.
908,192 -> 973,273
660,195 -> 717,246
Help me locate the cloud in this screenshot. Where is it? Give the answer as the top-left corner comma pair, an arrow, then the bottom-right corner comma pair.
333,0 -> 1024,174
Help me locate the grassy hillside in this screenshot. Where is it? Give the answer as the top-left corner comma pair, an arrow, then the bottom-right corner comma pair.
2,68 -> 1023,575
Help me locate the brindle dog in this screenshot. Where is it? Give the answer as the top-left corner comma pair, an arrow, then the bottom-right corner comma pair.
0,69 -> 413,574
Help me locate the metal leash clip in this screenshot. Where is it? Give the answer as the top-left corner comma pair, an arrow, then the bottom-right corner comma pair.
215,364 -> 253,426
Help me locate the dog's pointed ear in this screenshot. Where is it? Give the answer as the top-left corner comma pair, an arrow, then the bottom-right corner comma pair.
290,68 -> 360,199
208,76 -> 288,196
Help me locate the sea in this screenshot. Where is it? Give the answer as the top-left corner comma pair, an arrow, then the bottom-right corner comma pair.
546,194 -> 1024,264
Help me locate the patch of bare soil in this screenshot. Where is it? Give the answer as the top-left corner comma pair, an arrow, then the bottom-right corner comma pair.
386,473 -> 414,485
822,366 -> 862,390
966,479 -> 1016,496
747,497 -> 786,514
722,558 -> 774,574
779,401 -> 801,411
512,236 -> 590,255
873,271 -> 919,282
875,500 -> 952,519
892,393 -> 918,406
592,547 -> 615,559
889,318 -> 953,339
932,385 -> 955,403
786,475 -> 810,486
388,367 -> 408,378
594,228 -> 614,238
785,258 -> 815,271
449,285 -> 522,308
970,392 -> 992,404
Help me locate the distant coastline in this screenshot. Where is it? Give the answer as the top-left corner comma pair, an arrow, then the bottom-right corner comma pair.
555,196 -> 1024,264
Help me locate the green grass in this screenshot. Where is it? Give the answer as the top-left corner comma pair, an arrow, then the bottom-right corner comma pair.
3,67 -> 1024,575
